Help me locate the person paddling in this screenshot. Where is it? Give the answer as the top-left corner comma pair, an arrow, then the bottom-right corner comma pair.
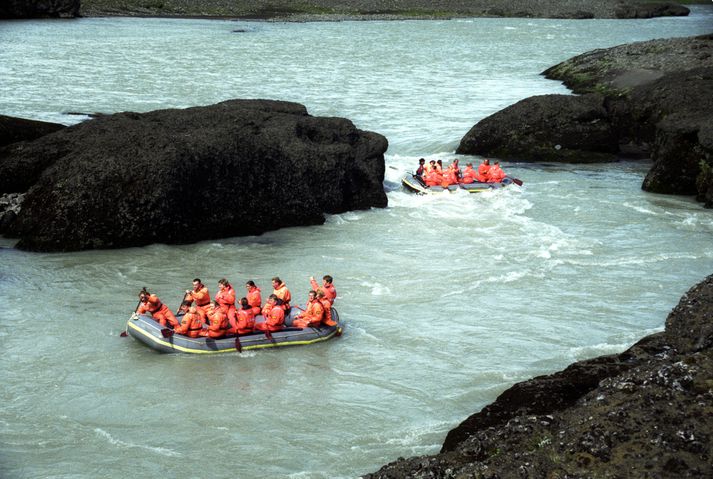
184,278 -> 211,321
174,305 -> 205,337
137,289 -> 179,328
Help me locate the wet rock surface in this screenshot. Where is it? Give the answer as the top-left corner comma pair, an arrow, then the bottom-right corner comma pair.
0,0 -> 80,18
457,34 -> 713,206
0,115 -> 65,149
365,274 -> 713,478
0,99 -> 387,252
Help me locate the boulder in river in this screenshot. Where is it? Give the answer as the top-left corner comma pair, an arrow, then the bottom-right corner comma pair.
365,272 -> 713,478
0,115 -> 65,148
0,0 -> 80,18
0,99 -> 388,251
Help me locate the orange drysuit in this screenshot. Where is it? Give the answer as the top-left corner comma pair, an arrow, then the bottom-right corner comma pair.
310,278 -> 336,304
424,169 -> 443,186
137,294 -> 179,328
254,305 -> 285,332
488,164 -> 506,183
228,307 -> 255,335
293,299 -> 324,328
200,308 -> 228,339
273,283 -> 291,311
319,297 -> 336,326
246,286 -> 262,316
215,285 -> 237,325
461,166 -> 476,184
174,311 -> 204,337
442,168 -> 458,186
186,284 -> 211,320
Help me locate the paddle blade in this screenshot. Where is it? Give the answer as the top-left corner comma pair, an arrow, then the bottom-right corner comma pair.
120,331 -> 128,337
160,328 -> 174,338
235,337 -> 242,353
512,177 -> 523,186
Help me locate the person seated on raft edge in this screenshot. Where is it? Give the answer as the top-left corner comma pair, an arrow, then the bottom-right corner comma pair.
424,165 -> 443,186
293,290 -> 325,329
316,289 -> 337,327
255,294 -> 285,333
174,305 -> 206,338
310,274 -> 336,304
215,278 -> 237,326
137,288 -> 179,328
461,163 -> 477,184
245,280 -> 262,316
442,164 -> 459,186
227,298 -> 256,335
477,158 -> 490,182
415,158 -> 426,177
424,159 -> 436,175
183,278 -> 210,321
271,276 -> 291,314
200,301 -> 229,339
488,160 -> 507,183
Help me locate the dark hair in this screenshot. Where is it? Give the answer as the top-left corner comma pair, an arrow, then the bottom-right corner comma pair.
193,278 -> 201,283
272,277 -> 282,284
268,294 -> 279,302
240,297 -> 249,308
138,287 -> 149,299
246,280 -> 256,287
218,278 -> 230,287
418,158 -> 425,163
323,275 -> 333,284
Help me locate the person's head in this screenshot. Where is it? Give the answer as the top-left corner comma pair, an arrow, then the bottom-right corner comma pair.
245,280 -> 256,289
495,160 -> 500,166
466,163 -> 472,167
484,158 -> 490,164
437,159 -> 442,165
418,158 -> 425,164
218,278 -> 229,290
240,297 -> 249,308
429,160 -> 436,166
192,278 -> 202,289
267,294 -> 278,304
271,277 -> 282,288
139,288 -> 150,302
308,290 -> 317,301
323,275 -> 333,285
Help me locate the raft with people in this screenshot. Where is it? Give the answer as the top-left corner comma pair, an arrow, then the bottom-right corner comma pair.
125,307 -> 342,354
402,157 -> 522,195
122,275 -> 342,354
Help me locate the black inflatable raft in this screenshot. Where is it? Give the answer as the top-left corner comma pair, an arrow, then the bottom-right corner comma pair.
401,173 -> 520,194
125,308 -> 342,354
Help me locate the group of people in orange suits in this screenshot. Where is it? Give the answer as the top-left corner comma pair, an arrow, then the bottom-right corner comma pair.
135,275 -> 337,339
416,158 -> 507,187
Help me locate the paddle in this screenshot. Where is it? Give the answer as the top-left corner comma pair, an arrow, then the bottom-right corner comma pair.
120,292 -> 145,337
235,335 -> 242,353
509,176 -> 524,186
160,328 -> 174,338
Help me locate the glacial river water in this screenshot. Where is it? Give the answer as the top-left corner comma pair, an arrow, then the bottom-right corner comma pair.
1,8 -> 713,478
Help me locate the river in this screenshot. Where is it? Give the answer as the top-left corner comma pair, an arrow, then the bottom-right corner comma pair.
1,7 -> 713,478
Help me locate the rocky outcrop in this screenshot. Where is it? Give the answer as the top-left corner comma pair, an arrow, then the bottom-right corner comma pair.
457,34 -> 713,206
0,99 -> 387,252
365,273 -> 713,478
79,0 -> 689,20
0,115 -> 66,148
456,94 -> 619,163
0,0 -> 80,18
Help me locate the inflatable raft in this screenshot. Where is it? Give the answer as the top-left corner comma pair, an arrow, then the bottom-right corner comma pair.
125,308 -> 342,354
401,173 -> 520,195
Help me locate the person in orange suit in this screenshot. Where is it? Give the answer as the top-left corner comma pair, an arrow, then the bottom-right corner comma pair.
461,163 -> 476,184
442,166 -> 459,186
293,290 -> 324,328
245,280 -> 262,316
215,278 -> 237,326
424,167 -> 443,186
271,277 -> 291,313
488,160 -> 507,183
227,298 -> 255,335
317,290 -> 336,326
184,278 -> 211,321
200,302 -> 229,339
254,295 -> 285,332
477,158 -> 490,182
174,306 -> 205,337
137,289 -> 179,328
310,275 -> 336,304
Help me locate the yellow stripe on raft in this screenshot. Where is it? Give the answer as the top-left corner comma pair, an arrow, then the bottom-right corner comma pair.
126,320 -> 339,354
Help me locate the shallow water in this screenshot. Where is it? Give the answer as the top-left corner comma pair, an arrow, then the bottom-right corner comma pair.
1,7 -> 713,478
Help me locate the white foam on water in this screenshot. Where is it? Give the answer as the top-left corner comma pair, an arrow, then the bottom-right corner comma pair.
94,428 -> 182,457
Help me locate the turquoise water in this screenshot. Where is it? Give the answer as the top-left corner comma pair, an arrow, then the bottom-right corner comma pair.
1,8 -> 713,478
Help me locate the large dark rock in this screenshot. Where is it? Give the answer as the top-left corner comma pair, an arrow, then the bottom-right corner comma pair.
0,0 -> 80,18
0,115 -> 65,148
365,274 -> 713,478
0,99 -> 388,251
458,34 -> 713,206
456,94 -> 618,162
615,2 -> 689,19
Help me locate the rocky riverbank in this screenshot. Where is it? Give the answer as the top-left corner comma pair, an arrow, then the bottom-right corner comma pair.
0,100 -> 387,252
74,0 -> 690,20
457,33 -> 713,207
365,273 -> 713,478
